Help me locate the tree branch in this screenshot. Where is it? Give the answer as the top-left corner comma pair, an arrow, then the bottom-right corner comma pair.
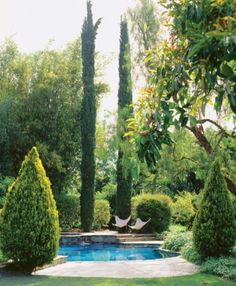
172,142 -> 197,163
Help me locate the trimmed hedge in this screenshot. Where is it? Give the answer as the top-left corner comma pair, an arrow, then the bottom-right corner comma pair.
132,194 -> 172,233
55,193 -> 80,231
0,147 -> 59,271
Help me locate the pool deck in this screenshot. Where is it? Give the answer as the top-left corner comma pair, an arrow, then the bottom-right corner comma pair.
34,256 -> 198,278
35,232 -> 199,278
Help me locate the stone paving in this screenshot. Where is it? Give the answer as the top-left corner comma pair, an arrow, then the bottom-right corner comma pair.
34,256 -> 198,278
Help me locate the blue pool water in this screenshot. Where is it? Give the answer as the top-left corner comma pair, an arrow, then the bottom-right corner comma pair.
59,244 -> 178,261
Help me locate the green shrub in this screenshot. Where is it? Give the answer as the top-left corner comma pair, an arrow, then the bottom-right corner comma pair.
232,195 -> 236,220
200,257 -> 236,280
94,199 -> 110,229
131,193 -> 172,218
0,176 -> 14,208
55,193 -> 80,231
95,183 -> 116,215
133,194 -> 172,233
171,192 -> 196,227
193,159 -> 236,257
181,241 -> 203,265
162,231 -> 192,252
0,147 -> 60,271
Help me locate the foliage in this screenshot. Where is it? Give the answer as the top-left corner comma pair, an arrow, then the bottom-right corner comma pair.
55,193 -> 80,231
193,159 -> 236,257
95,183 -> 116,216
162,231 -> 192,252
0,147 -> 59,271
133,193 -> 172,233
128,0 -> 236,178
0,39 -> 83,192
171,192 -> 196,227
116,19 -> 133,220
80,1 -> 101,232
0,248 -> 7,263
128,0 -> 160,77
181,241 -> 203,265
131,193 -> 172,219
94,199 -> 110,229
0,176 -> 14,208
95,119 -> 117,193
132,129 -> 207,197
232,194 -> 236,220
200,257 -> 236,281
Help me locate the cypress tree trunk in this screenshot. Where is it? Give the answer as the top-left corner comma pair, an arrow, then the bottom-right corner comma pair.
116,20 -> 133,222
80,1 -> 101,232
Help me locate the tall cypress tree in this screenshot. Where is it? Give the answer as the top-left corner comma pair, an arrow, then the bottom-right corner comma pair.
80,1 -> 101,232
116,19 -> 133,221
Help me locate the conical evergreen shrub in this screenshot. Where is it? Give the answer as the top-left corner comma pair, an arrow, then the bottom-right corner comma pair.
193,159 -> 236,257
0,147 -> 59,271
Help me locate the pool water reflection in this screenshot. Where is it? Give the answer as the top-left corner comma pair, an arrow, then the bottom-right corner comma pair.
59,244 -> 178,261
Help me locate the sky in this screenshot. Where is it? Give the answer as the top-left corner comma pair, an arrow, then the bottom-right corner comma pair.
0,0 -> 136,119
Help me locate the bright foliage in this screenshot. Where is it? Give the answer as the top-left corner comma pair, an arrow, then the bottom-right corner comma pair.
0,147 -> 59,270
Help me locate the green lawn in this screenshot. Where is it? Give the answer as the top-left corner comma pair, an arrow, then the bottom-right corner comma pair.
0,274 -> 235,286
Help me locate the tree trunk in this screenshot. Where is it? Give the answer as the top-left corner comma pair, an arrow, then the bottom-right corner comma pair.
187,125 -> 236,195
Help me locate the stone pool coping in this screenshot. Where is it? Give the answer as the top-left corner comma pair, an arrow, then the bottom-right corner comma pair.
34,256 -> 199,278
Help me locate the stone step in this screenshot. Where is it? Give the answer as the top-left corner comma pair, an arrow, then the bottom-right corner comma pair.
117,236 -> 157,242
116,233 -> 155,238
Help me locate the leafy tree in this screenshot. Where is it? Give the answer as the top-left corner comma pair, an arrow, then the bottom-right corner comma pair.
80,1 -> 101,232
128,1 -> 236,194
193,159 -> 236,257
116,19 -> 133,220
0,39 -> 83,192
95,118 -> 118,192
0,147 -> 59,271
128,0 -> 160,77
0,38 -> 107,193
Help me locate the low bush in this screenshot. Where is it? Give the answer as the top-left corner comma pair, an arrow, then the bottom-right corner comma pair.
94,199 -> 110,229
200,256 -> 236,281
181,241 -> 203,265
0,249 -> 7,263
171,192 -> 196,227
133,194 -> 172,233
95,183 -> 116,215
162,231 -> 192,252
55,193 -> 80,231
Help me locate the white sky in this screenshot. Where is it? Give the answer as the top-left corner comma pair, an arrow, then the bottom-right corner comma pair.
0,0 -> 136,119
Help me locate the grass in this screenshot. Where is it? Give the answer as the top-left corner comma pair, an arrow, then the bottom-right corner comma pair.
0,274 -> 235,286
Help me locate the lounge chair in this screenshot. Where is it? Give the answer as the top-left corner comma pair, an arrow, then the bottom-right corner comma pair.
112,215 -> 131,228
128,218 -> 151,230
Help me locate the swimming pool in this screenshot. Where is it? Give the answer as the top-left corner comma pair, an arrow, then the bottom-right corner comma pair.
59,244 -> 178,261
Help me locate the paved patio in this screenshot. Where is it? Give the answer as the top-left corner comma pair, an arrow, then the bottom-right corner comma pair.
34,256 -> 198,278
